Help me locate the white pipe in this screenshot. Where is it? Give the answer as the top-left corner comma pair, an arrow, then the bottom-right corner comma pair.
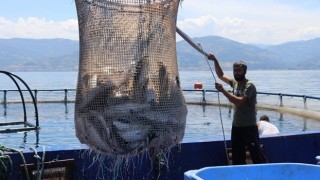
176,27 -> 209,58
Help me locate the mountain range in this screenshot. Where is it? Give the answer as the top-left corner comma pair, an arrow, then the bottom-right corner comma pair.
1,36 -> 320,72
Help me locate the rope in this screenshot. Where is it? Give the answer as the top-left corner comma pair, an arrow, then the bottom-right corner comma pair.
176,27 -> 231,165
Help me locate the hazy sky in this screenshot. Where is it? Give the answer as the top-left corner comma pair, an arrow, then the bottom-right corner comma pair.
1,0 -> 320,45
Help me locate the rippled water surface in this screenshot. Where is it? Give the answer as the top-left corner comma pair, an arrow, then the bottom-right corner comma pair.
1,70 -> 320,150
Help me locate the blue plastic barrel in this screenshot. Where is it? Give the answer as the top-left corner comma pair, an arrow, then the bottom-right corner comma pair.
184,163 -> 320,180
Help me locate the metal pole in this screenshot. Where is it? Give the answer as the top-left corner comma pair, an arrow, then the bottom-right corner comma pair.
64,89 -> 68,104
3,90 -> 7,107
202,89 -> 206,102
34,90 -> 38,105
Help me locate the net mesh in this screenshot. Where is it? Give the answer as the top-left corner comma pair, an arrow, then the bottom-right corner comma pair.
74,0 -> 187,156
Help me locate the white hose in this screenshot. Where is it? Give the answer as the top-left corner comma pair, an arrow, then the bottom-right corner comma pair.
176,27 -> 209,58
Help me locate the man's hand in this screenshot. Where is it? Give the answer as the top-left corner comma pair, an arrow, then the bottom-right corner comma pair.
215,82 -> 247,106
208,53 -> 217,61
215,82 -> 224,92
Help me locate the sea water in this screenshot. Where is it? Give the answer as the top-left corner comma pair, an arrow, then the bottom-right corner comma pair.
0,70 -> 320,150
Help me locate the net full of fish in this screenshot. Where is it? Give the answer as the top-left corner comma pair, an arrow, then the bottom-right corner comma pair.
75,0 -> 187,156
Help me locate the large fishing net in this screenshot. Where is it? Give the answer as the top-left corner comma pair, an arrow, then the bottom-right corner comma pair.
74,0 -> 187,157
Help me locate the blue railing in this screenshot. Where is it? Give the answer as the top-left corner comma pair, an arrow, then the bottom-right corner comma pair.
1,89 -> 320,109
0,89 -> 75,105
183,89 -> 320,108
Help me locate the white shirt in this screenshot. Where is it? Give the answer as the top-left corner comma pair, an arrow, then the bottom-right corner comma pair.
257,121 -> 280,135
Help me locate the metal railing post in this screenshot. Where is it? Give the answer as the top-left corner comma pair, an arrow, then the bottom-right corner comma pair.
303,95 -> 307,109
279,93 -> 283,107
64,89 -> 68,104
303,96 -> 307,104
3,90 -> 7,107
34,89 -> 38,104
202,89 -> 206,102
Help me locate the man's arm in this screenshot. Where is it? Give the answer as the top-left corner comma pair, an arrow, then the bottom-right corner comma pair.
215,82 -> 247,106
208,53 -> 232,84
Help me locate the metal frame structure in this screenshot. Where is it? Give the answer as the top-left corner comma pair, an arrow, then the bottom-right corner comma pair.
0,70 -> 39,133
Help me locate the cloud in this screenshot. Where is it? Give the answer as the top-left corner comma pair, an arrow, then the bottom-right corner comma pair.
177,0 -> 320,44
0,17 -> 78,40
177,14 -> 320,45
1,0 -> 320,45
177,15 -> 244,38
